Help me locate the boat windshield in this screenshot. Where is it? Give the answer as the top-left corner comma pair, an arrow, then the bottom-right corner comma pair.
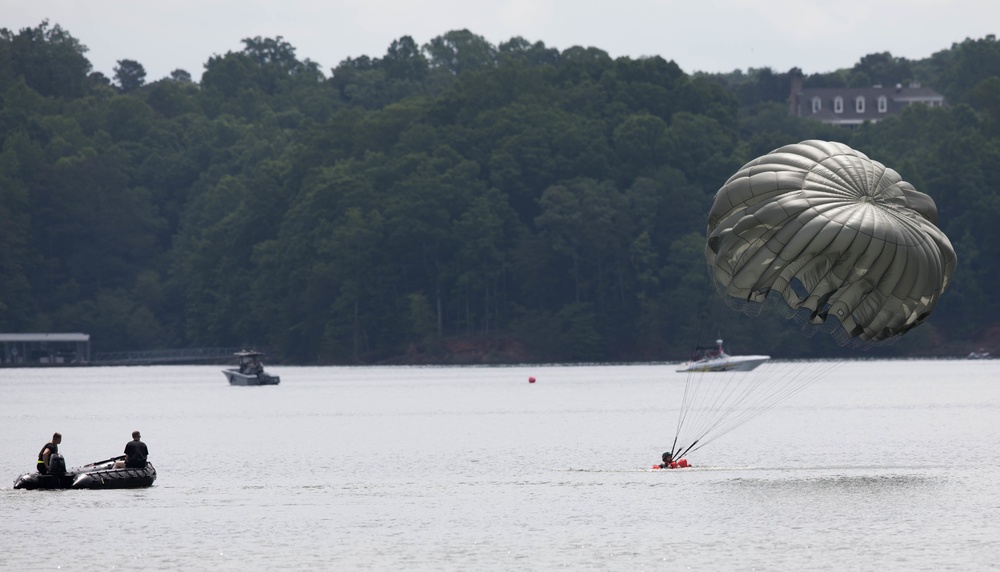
691,346 -> 724,360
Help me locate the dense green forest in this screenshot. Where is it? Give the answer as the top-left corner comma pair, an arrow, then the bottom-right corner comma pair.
2,22 -> 1000,363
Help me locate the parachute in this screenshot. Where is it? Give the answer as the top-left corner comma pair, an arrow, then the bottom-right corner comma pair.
706,140 -> 956,344
667,141 -> 956,461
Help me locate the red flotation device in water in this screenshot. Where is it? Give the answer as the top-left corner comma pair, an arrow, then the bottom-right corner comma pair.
652,459 -> 690,470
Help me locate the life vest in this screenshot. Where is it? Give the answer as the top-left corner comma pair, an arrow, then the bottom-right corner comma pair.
37,442 -> 57,464
653,458 -> 690,470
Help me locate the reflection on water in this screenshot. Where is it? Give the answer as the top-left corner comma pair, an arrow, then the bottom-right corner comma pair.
1,361 -> 999,570
723,472 -> 942,501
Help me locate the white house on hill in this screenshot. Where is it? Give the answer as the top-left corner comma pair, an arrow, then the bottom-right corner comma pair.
789,69 -> 945,127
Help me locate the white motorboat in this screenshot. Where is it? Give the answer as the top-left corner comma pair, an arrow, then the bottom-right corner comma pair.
223,350 -> 280,386
676,339 -> 770,372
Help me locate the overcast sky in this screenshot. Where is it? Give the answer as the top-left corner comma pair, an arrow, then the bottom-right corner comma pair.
4,0 -> 998,83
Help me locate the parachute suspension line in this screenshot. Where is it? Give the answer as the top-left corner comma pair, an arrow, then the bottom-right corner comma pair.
671,319 -> 708,458
722,361 -> 838,449
687,360 -> 844,456
704,362 -> 822,444
692,361 -> 804,441
672,363 -> 702,455
674,364 -> 770,453
673,334 -> 766,442
674,439 -> 699,461
671,359 -> 845,458
719,360 -> 843,436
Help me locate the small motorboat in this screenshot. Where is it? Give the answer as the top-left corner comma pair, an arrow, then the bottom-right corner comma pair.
966,349 -> 991,360
223,349 -> 280,386
676,339 -> 770,372
13,455 -> 156,490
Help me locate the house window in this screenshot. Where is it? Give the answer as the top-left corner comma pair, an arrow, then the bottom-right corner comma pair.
834,96 -> 844,114
811,97 -> 821,113
878,96 -> 888,113
855,96 -> 865,113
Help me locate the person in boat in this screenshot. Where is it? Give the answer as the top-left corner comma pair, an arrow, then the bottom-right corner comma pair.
240,355 -> 264,375
36,432 -> 62,475
123,430 -> 149,468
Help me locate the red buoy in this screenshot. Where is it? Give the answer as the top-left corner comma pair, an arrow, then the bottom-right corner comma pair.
677,459 -> 689,468
528,376 -> 536,383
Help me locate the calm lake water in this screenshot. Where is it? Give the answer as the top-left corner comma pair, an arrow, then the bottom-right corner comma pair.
2,360 -> 998,570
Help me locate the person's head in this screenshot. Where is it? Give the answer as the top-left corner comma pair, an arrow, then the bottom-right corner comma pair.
662,451 -> 672,463
132,430 -> 141,440
52,432 -> 62,444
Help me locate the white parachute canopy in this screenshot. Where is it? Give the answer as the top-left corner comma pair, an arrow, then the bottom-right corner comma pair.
706,140 -> 956,344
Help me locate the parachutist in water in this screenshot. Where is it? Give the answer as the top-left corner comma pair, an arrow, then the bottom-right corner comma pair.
657,451 -> 673,469
656,451 -> 691,469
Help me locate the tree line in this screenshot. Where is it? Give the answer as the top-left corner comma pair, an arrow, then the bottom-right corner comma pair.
2,22 -> 1000,362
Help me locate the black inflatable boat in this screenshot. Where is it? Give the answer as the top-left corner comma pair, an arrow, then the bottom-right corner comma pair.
13,454 -> 156,490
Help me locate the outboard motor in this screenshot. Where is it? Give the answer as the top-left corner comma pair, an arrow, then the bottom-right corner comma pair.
48,453 -> 67,475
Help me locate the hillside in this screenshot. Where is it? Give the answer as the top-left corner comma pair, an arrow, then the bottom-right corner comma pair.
2,25 -> 999,363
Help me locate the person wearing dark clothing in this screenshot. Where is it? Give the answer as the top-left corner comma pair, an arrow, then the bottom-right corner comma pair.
657,451 -> 673,469
123,430 -> 149,468
36,433 -> 62,474
655,451 -> 691,469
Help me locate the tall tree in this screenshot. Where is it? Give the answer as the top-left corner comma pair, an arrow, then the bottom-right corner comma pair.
2,20 -> 91,98
114,58 -> 146,92
423,29 -> 497,74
